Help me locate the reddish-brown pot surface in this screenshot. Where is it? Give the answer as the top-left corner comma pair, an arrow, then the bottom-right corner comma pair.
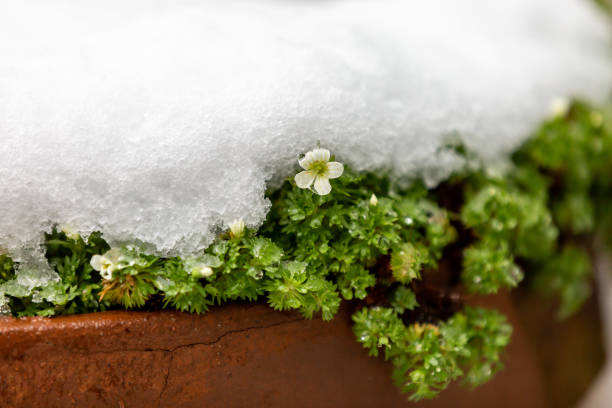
0,290 -> 603,408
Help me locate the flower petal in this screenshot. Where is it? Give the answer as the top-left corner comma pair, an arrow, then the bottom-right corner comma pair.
90,255 -> 103,271
326,162 -> 344,179
100,268 -> 113,281
313,177 -> 332,195
229,218 -> 245,238
193,264 -> 213,278
295,170 -> 316,188
311,148 -> 330,163
298,151 -> 316,170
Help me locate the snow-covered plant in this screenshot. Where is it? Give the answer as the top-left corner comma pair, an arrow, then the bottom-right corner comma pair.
0,100 -> 611,400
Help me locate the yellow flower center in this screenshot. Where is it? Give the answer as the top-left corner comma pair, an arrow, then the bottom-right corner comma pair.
310,161 -> 328,177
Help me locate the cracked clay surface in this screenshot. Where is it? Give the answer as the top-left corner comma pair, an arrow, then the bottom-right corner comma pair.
1,296 -> 549,407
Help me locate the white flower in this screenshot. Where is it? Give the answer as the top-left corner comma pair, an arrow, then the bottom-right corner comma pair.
229,218 -> 245,239
91,248 -> 146,280
90,248 -> 122,280
370,194 -> 378,206
550,97 -> 569,118
185,255 -> 220,278
191,263 -> 214,278
294,148 -> 344,195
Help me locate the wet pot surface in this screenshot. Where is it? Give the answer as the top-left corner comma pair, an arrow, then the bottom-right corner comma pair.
0,291 -> 602,408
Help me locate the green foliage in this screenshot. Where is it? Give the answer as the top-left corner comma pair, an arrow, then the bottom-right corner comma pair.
390,286 -> 418,314
459,179 -> 557,295
393,195 -> 457,260
390,242 -> 427,283
516,100 -> 612,236
337,264 -> 376,300
1,98 -> 610,401
446,307 -> 512,388
155,257 -> 212,313
461,181 -> 558,261
533,246 -> 592,319
265,261 -> 340,320
265,170 -> 396,283
0,255 -> 14,283
594,0 -> 612,13
352,307 -> 406,356
513,100 -> 612,313
202,232 -> 281,304
353,306 -> 511,401
2,230 -> 109,317
92,247 -> 159,309
263,169 -> 456,318
461,184 -> 527,239
455,101 -> 610,304
462,240 -> 522,294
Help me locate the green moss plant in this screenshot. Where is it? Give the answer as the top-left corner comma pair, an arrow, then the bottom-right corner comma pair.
0,99 -> 610,401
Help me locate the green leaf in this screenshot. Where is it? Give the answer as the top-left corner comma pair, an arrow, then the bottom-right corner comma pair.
390,242 -> 427,283
462,240 -> 523,295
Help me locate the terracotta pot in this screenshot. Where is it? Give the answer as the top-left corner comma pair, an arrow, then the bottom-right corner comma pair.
0,287 -> 603,408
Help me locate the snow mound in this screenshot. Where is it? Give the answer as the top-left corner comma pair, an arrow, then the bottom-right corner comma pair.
0,0 -> 611,261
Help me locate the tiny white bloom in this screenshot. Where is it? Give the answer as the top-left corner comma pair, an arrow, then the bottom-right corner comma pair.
191,264 -> 214,278
294,148 -> 344,195
229,218 -> 245,239
90,248 -> 123,280
370,194 -> 378,206
185,255 -> 219,278
550,97 -> 569,118
90,255 -> 104,272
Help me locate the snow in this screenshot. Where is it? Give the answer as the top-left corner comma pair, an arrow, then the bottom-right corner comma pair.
0,0 -> 610,268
